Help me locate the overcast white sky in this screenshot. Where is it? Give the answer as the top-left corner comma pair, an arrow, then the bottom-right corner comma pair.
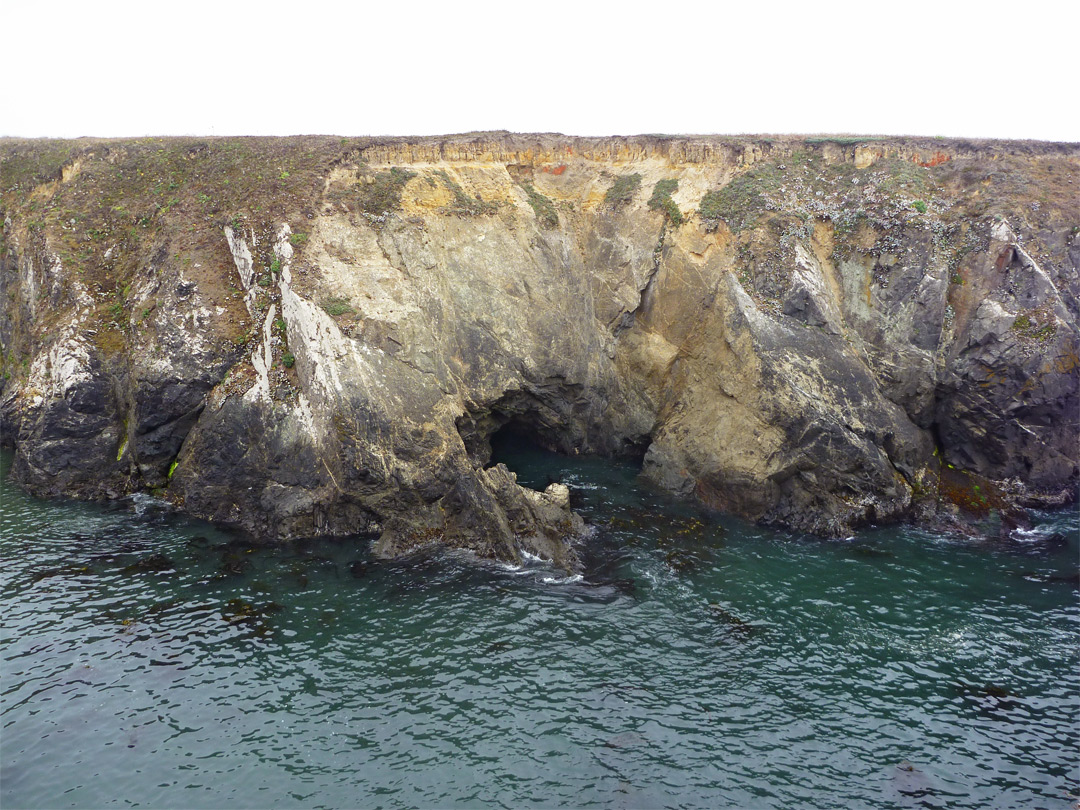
5,0 -> 1076,142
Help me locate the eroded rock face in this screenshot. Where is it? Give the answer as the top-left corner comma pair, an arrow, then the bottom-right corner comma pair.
1,133 -> 1076,564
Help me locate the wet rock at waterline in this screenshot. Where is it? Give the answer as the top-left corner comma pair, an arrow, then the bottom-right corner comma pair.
1,133 -> 1077,566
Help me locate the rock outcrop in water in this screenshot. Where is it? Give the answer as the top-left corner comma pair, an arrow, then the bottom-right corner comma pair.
1,133 -> 1077,564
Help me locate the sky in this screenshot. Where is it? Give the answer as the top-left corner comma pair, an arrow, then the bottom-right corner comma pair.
5,0 -> 1076,142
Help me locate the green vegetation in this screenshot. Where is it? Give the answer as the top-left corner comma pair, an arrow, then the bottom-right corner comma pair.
289,232 -> 308,246
698,191 -> 722,220
1010,308 -> 1057,343
321,296 -> 354,317
697,164 -> 783,231
520,182 -> 558,228
604,173 -> 641,207
805,137 -> 885,145
435,170 -> 499,216
0,140 -> 78,190
282,353 -> 296,369
694,153 -> 946,239
647,179 -> 683,226
1,135 -> 372,358
877,159 -> 933,197
357,167 -> 416,215
935,463 -> 1004,516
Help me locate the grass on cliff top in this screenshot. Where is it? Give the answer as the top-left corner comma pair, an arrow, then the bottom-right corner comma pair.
0,136 -> 368,208
0,136 -> 372,355
936,154 -> 1079,227
697,151 -> 946,233
703,147 -> 1077,244
0,140 -> 81,192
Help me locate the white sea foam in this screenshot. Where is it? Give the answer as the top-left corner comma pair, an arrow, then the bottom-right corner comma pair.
497,562 -> 537,576
540,573 -> 585,585
1010,526 -> 1049,544
129,493 -> 173,516
495,549 -> 550,575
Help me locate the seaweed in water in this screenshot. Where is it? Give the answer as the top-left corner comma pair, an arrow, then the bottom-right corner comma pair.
221,598 -> 284,639
121,553 -> 175,574
708,604 -> 762,640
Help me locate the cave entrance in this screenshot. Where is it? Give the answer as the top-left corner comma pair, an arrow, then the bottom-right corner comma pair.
488,425 -> 568,492
455,386 -> 650,490
484,416 -> 653,522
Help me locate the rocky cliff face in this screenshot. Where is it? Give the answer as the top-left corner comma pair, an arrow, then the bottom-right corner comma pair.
2,133 -> 1077,565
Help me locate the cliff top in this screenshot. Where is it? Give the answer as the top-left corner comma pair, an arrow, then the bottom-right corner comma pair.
4,133 -> 1076,224
2,131 -> 1077,148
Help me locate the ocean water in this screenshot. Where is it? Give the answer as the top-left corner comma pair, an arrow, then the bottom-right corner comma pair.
1,440 -> 1077,809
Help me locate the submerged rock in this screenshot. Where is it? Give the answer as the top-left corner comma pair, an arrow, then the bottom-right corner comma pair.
847,544 -> 895,559
30,564 -> 94,583
1018,571 -> 1080,588
708,603 -> 762,640
665,547 -> 700,574
121,553 -> 175,574
0,134 -> 1076,566
221,598 -> 283,639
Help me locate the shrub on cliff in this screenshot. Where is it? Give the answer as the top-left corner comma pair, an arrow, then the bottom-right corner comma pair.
357,167 -> 416,215
698,164 -> 784,231
604,173 -> 641,207
520,182 -> 558,228
648,178 -> 683,226
435,170 -> 499,216
698,190 -> 724,224
321,296 -> 355,317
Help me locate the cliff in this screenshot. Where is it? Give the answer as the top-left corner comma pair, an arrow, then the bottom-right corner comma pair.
2,133 -> 1077,565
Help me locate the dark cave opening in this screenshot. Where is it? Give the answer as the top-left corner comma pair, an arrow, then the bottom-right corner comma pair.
454,387 -> 651,489
487,425 -> 562,491
488,422 -> 549,463
485,422 -> 653,514
485,419 -> 649,490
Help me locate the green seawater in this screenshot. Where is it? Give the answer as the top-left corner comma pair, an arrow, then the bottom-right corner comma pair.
1,441 -> 1078,809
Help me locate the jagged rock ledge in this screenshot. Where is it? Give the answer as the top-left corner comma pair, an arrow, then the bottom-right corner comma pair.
1,133 -> 1076,568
